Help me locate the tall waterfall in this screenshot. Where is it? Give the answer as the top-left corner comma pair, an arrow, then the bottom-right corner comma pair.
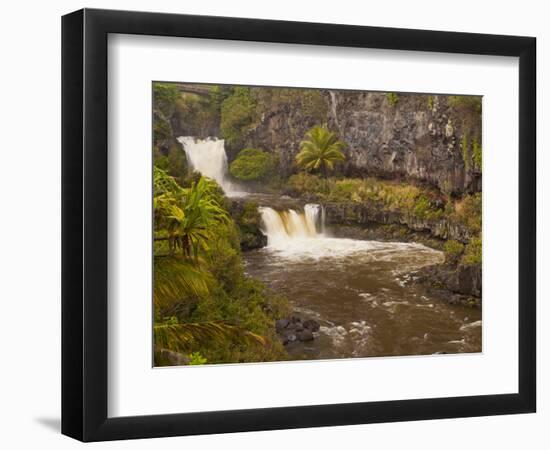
259,204 -> 325,247
177,136 -> 243,196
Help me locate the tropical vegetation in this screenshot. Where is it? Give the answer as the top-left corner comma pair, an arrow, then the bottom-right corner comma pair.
153,166 -> 289,366
152,81 -> 483,365
229,148 -> 276,181
295,125 -> 346,178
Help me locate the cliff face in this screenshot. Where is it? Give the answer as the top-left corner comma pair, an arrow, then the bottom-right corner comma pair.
323,201 -> 473,243
244,91 -> 481,195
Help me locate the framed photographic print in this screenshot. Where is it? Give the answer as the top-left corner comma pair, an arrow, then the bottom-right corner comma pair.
62,8 -> 536,441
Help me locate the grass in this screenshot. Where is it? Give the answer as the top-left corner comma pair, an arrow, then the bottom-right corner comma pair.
287,173 -> 447,222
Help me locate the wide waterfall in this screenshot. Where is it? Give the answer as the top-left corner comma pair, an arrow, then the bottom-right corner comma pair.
259,204 -> 324,247
177,136 -> 244,196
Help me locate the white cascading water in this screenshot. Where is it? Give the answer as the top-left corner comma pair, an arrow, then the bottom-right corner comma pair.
259,204 -> 323,247
177,136 -> 245,196
259,204 -> 442,262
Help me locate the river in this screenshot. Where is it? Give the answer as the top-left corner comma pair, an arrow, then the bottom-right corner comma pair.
243,205 -> 482,360
179,136 -> 482,360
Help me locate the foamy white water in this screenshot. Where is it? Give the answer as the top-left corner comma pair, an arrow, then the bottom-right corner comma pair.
177,136 -> 246,196
258,205 -> 443,263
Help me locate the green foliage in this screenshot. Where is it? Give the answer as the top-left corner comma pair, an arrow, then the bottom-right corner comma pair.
154,171 -> 229,259
427,95 -> 434,110
232,200 -> 265,249
461,132 -> 471,170
153,165 -> 183,196
288,172 -> 326,195
153,83 -> 180,116
444,240 -> 465,264
462,235 -> 482,265
472,138 -> 482,171
229,148 -> 275,181
188,352 -> 208,365
287,174 -> 446,221
413,194 -> 432,219
452,193 -> 482,235
154,257 -> 212,312
208,85 -> 233,113
154,321 -> 266,353
153,168 -> 290,366
220,87 -> 258,147
296,125 -> 346,177
174,93 -> 218,136
449,95 -> 482,113
386,92 -> 399,107
153,114 -> 172,143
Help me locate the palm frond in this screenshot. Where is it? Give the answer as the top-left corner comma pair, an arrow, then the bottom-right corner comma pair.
154,322 -> 267,353
154,257 -> 212,309
296,125 -> 346,176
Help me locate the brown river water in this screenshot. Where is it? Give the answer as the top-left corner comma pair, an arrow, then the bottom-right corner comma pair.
176,138 -> 481,361
243,204 -> 482,361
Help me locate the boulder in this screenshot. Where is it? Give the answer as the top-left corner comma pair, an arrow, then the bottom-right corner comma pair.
303,319 -> 320,332
297,329 -> 314,342
275,318 -> 290,331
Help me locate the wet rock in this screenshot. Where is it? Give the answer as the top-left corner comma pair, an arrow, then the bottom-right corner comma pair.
277,315 -> 318,345
245,92 -> 481,195
283,333 -> 297,345
303,319 -> 320,332
415,262 -> 481,301
323,202 -> 471,243
297,329 -> 314,342
275,318 -> 290,331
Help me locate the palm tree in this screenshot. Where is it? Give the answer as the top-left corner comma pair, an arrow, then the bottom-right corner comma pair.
295,125 -> 346,179
152,168 -> 266,365
154,169 -> 228,259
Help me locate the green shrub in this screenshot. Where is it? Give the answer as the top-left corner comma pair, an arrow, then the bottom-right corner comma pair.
153,83 -> 180,116
413,194 -> 431,219
287,173 -> 326,196
386,92 -> 399,107
462,236 -> 482,265
188,352 -> 208,365
444,240 -> 465,264
153,115 -> 171,143
220,87 -> 258,147
330,179 -> 367,202
453,193 -> 482,234
229,148 -> 275,181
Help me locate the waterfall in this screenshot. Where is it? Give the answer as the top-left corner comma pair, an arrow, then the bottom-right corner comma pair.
177,136 -> 244,196
258,203 -> 441,261
259,204 -> 325,247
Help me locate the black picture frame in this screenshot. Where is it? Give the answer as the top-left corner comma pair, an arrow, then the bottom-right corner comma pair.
62,8 -> 536,442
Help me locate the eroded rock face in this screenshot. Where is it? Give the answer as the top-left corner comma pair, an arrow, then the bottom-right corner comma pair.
323,201 -> 472,243
244,91 -> 481,196
415,263 -> 482,299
